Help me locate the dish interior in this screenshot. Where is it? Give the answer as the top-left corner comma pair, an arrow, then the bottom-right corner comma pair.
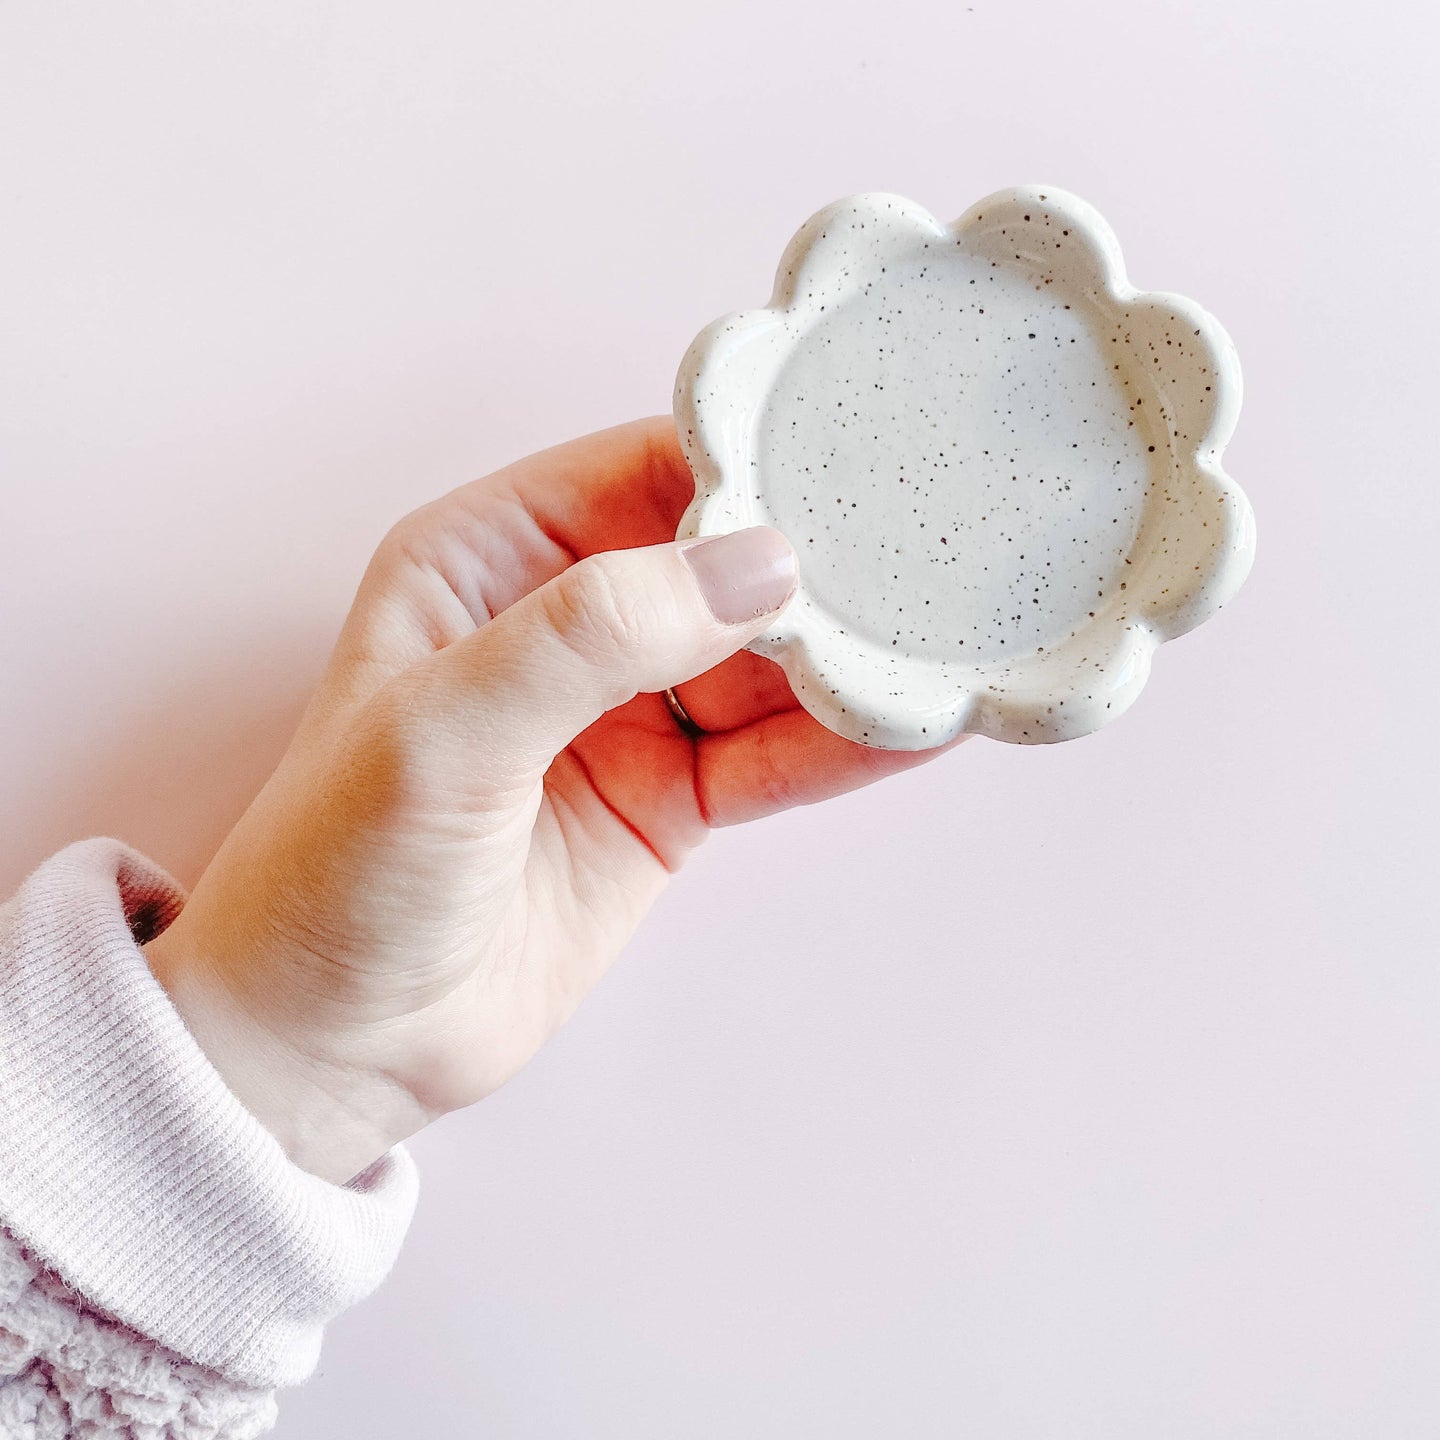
754,249 -> 1165,668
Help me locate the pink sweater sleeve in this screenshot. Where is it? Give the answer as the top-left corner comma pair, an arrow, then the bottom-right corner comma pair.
0,839 -> 419,1437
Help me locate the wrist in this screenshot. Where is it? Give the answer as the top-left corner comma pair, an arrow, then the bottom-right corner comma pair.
142,921 -> 427,1185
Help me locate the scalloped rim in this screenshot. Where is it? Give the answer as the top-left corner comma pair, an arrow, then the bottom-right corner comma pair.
674,186 -> 1256,749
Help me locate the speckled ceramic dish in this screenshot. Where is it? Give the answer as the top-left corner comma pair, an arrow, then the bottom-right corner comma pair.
673,186 -> 1255,748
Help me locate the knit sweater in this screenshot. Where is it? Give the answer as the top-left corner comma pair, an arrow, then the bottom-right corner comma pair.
0,839 -> 420,1437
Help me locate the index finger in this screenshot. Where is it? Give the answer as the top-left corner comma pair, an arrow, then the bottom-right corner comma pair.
324,417 -> 696,712
485,415 -> 695,562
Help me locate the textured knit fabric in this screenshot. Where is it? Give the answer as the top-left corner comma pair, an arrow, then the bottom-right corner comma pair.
0,1225 -> 276,1437
0,839 -> 420,1436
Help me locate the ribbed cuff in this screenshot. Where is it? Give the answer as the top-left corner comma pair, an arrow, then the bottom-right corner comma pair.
0,838 -> 419,1389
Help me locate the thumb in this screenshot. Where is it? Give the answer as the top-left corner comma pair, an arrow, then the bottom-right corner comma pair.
426,525 -> 797,782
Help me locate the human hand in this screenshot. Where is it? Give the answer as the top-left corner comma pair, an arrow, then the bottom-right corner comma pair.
144,418 -> 965,1183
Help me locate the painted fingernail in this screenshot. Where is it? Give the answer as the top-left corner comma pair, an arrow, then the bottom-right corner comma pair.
680,526 -> 798,625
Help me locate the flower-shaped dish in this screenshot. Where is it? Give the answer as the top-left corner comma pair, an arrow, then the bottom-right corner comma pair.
673,186 -> 1255,748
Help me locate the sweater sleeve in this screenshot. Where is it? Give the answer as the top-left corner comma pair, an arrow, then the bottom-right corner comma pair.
0,838 -> 420,1438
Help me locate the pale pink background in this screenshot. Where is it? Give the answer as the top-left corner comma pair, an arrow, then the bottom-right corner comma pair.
3,1 -> 1437,1433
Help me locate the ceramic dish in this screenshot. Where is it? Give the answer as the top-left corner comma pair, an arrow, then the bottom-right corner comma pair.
673,186 -> 1255,748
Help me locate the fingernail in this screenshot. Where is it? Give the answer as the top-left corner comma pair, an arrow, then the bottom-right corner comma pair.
680,526 -> 798,625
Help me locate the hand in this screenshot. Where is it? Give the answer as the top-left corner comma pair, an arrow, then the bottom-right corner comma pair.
144,418 -> 965,1183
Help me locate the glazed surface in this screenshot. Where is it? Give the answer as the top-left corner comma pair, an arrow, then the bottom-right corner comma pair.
755,250 -> 1154,665
675,187 -> 1254,748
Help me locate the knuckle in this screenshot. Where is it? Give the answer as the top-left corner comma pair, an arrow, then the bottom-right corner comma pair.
377,508 -> 430,561
753,730 -> 801,812
338,679 -> 443,814
367,511 -> 436,591
543,555 -> 643,662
